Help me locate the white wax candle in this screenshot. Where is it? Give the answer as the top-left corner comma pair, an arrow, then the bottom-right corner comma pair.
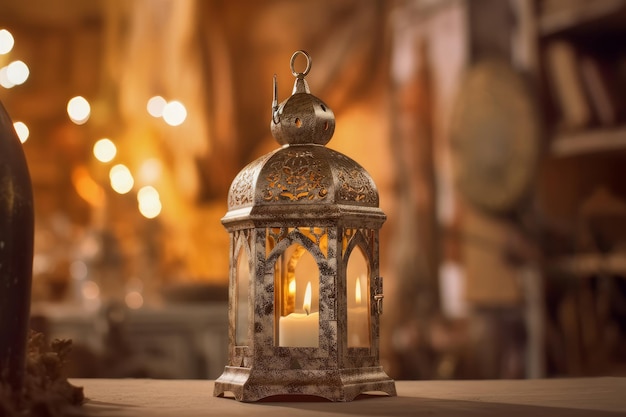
348,275 -> 370,347
279,312 -> 319,347
348,306 -> 369,347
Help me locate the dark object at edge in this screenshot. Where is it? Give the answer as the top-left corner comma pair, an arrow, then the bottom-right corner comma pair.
0,100 -> 34,390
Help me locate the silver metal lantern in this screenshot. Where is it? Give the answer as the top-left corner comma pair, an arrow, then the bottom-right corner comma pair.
213,50 -> 396,402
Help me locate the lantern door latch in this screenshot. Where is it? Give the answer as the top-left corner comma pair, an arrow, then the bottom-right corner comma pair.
374,276 -> 384,315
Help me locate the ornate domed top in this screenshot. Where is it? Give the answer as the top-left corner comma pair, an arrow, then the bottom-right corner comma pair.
270,51 -> 335,146
224,51 -> 382,222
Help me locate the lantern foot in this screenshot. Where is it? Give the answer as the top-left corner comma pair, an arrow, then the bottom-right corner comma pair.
213,366 -> 396,402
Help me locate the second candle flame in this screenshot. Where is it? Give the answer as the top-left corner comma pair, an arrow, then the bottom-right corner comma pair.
355,276 -> 362,305
303,281 -> 312,315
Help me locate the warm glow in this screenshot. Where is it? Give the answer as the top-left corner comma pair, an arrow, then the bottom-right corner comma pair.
355,275 -> 362,305
0,29 -> 14,54
13,121 -> 28,143
288,279 -> 296,297
72,166 -> 105,207
138,158 -> 162,184
0,67 -> 14,88
109,164 -> 134,194
67,96 -> 91,125
162,100 -> 187,126
6,60 -> 29,85
125,291 -> 144,309
147,95 -> 166,118
303,281 -> 312,315
139,200 -> 162,219
137,185 -> 159,202
82,281 -> 100,300
93,138 -> 117,163
137,185 -> 162,219
70,260 -> 88,280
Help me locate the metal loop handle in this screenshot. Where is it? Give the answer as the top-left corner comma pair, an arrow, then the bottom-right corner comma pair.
290,50 -> 311,78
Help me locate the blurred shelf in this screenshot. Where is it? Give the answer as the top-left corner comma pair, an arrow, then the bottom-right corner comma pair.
551,252 -> 626,276
550,126 -> 626,157
539,0 -> 626,37
31,302 -> 229,379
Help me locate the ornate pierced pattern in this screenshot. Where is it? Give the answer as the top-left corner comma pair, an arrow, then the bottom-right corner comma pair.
342,228 -> 374,257
342,228 -> 356,254
228,153 -> 273,209
234,229 -> 252,257
262,150 -> 328,202
267,227 -> 284,240
266,227 -> 326,252
301,227 -> 326,247
335,154 -> 377,205
228,146 -> 379,210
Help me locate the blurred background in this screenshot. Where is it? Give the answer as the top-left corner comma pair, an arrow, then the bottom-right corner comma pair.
1,0 -> 625,380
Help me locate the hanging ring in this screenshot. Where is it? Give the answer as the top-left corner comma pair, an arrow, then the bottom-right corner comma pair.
290,50 -> 312,78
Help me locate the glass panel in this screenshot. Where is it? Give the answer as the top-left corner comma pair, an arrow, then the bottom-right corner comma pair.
276,243 -> 320,347
235,246 -> 250,345
347,245 -> 370,347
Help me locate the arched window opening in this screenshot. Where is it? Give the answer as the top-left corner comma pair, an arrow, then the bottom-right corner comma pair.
276,243 -> 320,347
235,246 -> 250,346
347,245 -> 370,348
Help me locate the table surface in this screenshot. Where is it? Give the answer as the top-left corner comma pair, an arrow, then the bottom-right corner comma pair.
72,377 -> 626,417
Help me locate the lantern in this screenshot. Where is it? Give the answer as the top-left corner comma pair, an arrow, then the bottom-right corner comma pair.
214,51 -> 396,402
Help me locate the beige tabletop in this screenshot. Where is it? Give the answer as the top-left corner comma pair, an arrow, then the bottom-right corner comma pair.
72,377 -> 626,416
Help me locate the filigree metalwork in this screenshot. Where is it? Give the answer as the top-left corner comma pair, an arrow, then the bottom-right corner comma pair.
336,154 -> 377,205
341,228 -> 375,256
228,153 -> 273,209
263,150 -> 328,202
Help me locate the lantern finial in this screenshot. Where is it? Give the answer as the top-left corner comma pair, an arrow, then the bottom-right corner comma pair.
289,50 -> 311,94
290,50 -> 312,78
270,50 -> 335,146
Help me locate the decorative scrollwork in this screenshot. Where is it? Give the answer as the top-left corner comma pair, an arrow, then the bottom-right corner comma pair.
228,154 -> 272,209
262,150 -> 329,202
228,145 -> 378,210
335,154 -> 377,205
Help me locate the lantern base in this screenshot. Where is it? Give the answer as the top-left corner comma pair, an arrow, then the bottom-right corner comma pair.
213,365 -> 396,402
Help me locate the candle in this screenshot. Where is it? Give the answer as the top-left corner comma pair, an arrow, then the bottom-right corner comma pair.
279,281 -> 319,347
348,275 -> 369,347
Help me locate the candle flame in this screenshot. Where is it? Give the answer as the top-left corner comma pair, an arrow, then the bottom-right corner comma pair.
303,281 -> 312,315
355,276 -> 362,305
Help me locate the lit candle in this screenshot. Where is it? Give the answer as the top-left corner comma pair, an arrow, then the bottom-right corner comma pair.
279,281 -> 319,347
348,275 -> 369,347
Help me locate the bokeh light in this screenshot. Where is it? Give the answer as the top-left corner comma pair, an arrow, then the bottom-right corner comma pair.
162,100 -> 187,126
138,158 -> 162,184
70,260 -> 88,281
125,291 -> 144,309
147,95 -> 167,118
13,121 -> 29,143
0,29 -> 14,55
93,138 -> 117,163
82,280 -> 100,300
67,96 -> 91,125
0,66 -> 14,88
137,185 -> 162,219
109,164 -> 134,194
6,60 -> 29,85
